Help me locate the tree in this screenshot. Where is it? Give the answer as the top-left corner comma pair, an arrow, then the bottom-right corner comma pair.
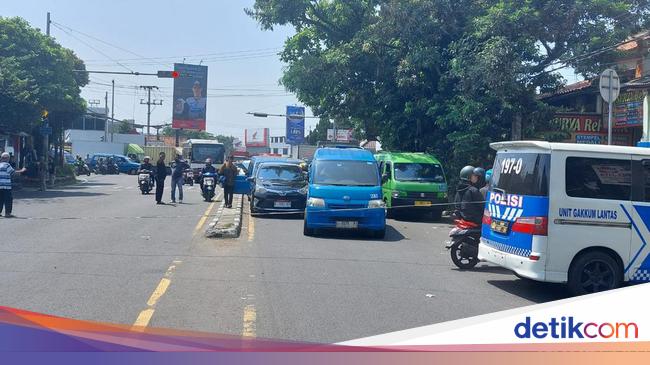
0,17 -> 88,133
116,120 -> 133,134
247,0 -> 649,185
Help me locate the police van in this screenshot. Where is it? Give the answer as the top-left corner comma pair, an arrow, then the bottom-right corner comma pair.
478,141 -> 650,295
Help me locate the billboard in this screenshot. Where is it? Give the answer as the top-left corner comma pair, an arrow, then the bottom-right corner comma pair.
172,63 -> 208,131
285,105 -> 305,145
327,129 -> 354,142
245,128 -> 269,147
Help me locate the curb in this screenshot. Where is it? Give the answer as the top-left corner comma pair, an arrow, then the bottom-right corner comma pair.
205,193 -> 244,239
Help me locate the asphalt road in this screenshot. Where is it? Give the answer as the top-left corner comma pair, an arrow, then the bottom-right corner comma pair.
1,174 -> 569,344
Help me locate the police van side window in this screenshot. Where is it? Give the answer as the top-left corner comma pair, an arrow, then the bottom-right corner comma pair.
565,157 -> 631,201
635,160 -> 650,202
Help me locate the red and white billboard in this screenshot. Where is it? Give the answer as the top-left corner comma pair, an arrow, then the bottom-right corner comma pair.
245,128 -> 269,147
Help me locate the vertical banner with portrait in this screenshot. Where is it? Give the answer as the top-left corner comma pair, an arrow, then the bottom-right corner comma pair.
285,105 -> 305,145
172,63 -> 208,131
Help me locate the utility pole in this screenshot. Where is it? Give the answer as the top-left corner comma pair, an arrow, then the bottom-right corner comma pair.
139,86 -> 162,146
105,92 -> 109,142
111,80 -> 115,142
46,12 -> 51,36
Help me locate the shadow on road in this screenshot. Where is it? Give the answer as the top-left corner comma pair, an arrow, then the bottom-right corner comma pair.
15,190 -> 108,199
392,211 -> 453,225
310,224 -> 406,243
450,264 -> 515,275
486,278 -> 570,303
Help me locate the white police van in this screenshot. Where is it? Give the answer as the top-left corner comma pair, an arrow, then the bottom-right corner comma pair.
478,141 -> 650,295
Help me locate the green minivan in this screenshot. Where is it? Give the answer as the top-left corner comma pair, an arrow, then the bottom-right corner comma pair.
374,152 -> 448,219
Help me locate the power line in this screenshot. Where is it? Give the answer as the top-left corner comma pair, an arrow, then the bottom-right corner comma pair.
80,47 -> 283,63
51,23 -> 134,73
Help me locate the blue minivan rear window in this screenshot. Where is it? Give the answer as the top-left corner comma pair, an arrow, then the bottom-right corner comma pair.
491,153 -> 550,196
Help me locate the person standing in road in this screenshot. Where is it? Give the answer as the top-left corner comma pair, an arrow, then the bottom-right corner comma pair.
218,155 -> 238,209
155,152 -> 168,205
0,152 -> 27,218
170,154 -> 189,204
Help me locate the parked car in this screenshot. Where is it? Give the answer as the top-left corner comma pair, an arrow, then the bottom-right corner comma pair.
249,162 -> 308,215
88,153 -> 140,174
374,152 -> 448,219
246,156 -> 303,195
303,147 -> 386,238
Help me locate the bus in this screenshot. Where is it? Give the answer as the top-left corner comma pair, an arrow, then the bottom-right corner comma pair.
182,139 -> 226,175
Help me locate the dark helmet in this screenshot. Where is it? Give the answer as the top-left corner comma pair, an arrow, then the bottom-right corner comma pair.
459,165 -> 475,182
473,167 -> 486,186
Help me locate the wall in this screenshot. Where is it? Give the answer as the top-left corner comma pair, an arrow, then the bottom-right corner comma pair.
66,129 -> 144,145
71,141 -> 126,157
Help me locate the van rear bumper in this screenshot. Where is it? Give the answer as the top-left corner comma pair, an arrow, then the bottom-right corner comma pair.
305,207 -> 386,230
479,240 -> 559,282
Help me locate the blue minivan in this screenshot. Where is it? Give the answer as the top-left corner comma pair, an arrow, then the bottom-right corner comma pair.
303,147 -> 386,238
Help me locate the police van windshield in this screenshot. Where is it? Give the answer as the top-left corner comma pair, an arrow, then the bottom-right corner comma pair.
490,153 -> 550,196
313,160 -> 379,186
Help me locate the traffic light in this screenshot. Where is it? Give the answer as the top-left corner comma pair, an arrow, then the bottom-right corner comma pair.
157,70 -> 179,78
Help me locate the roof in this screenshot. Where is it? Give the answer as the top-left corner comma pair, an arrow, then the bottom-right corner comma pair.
537,80 -> 593,100
257,161 -> 302,168
490,141 -> 650,156
313,147 -> 375,161
375,152 -> 442,164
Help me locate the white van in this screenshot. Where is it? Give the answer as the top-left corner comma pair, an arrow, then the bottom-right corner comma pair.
478,141 -> 650,295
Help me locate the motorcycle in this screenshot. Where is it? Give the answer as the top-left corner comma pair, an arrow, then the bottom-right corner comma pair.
445,219 -> 481,269
106,162 -> 119,175
138,170 -> 154,194
183,168 -> 194,186
201,172 -> 216,202
75,163 -> 91,176
95,163 -> 107,175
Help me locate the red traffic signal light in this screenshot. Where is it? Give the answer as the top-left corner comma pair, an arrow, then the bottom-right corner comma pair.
157,70 -> 179,78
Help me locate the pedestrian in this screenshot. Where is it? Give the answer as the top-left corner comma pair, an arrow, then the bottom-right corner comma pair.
0,152 -> 27,218
218,155 -> 238,208
170,154 -> 189,204
155,152 -> 168,205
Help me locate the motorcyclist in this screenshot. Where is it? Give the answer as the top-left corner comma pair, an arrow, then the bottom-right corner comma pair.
97,157 -> 105,173
200,158 -> 216,189
139,156 -> 155,186
453,165 -> 484,225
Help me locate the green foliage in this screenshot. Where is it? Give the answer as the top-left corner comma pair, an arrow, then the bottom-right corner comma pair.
248,0 -> 648,187
116,121 -> 133,134
0,17 -> 88,132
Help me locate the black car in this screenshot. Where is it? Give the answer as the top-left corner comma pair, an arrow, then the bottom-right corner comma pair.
249,162 -> 308,215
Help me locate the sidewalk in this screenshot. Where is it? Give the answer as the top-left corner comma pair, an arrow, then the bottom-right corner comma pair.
205,194 -> 244,238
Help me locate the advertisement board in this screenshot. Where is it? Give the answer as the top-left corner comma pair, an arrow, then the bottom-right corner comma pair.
286,106 -> 305,145
327,129 -> 354,142
172,63 -> 208,131
245,128 -> 269,147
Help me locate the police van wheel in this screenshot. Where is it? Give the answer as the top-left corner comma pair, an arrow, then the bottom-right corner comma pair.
568,251 -> 622,296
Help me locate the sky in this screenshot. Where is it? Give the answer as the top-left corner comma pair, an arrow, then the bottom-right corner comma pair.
1,0 -> 317,141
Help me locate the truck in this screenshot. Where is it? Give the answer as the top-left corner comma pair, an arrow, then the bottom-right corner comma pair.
290,144 -> 318,161
142,146 -> 180,166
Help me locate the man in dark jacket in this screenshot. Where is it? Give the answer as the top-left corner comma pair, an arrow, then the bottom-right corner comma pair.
155,152 -> 168,205
218,155 -> 238,208
454,165 -> 485,225
170,154 -> 189,203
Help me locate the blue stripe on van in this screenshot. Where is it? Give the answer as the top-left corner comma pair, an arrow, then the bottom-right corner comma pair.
622,204 -> 647,274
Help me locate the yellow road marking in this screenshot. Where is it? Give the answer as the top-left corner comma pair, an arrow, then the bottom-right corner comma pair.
131,261 -> 181,330
242,304 -> 256,337
193,202 -> 216,235
132,309 -> 154,331
248,209 -> 255,242
146,278 -> 171,307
